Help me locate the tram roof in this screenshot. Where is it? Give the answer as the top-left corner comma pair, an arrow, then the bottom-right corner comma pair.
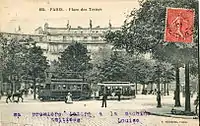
51,79 -> 84,82
97,81 -> 134,86
103,81 -> 130,84
51,82 -> 88,85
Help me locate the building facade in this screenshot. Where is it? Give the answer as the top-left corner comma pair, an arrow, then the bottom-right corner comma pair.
1,21 -> 120,61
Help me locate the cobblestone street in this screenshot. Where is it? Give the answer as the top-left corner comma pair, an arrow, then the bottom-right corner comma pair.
0,94 -> 199,126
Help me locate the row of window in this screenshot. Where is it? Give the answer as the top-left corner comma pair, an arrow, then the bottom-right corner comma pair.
63,36 -> 100,40
75,31 -> 100,33
45,37 -> 100,42
49,84 -> 89,90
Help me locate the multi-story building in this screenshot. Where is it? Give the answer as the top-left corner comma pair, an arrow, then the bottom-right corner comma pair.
0,20 -> 120,61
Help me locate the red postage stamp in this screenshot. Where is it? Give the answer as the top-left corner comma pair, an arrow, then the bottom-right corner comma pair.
164,8 -> 195,43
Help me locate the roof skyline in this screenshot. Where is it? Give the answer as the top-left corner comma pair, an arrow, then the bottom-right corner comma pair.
0,0 -> 140,34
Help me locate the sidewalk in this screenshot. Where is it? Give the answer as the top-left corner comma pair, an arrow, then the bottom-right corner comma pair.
139,93 -> 199,119
146,106 -> 198,119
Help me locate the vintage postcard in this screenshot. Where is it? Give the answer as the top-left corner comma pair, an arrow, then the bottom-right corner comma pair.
0,0 -> 199,126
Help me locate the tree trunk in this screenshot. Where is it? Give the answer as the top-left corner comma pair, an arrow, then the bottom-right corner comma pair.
182,86 -> 185,97
185,62 -> 191,112
135,82 -> 138,95
161,79 -> 164,92
150,82 -> 153,91
167,83 -> 169,95
164,81 -> 166,96
175,64 -> 181,107
142,84 -> 145,94
9,75 -> 14,94
135,75 -> 138,94
33,78 -> 36,100
0,70 -> 3,96
157,75 -> 162,108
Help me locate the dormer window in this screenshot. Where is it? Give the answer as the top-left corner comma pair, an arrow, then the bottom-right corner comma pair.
39,37 -> 43,41
63,36 -> 66,41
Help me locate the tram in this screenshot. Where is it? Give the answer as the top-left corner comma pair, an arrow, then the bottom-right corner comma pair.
38,72 -> 92,101
96,81 -> 136,100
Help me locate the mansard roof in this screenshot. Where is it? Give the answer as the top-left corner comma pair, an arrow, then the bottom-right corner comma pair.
47,26 -> 120,30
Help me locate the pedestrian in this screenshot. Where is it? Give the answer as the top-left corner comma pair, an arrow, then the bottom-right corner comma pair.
101,92 -> 107,108
153,89 -> 157,95
111,91 -> 115,99
65,92 -> 73,104
6,89 -> 12,103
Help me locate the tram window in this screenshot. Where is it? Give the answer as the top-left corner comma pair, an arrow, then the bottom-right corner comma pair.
45,84 -> 50,89
70,85 -> 73,90
65,85 -> 68,90
82,85 -> 85,90
77,85 -> 81,90
58,85 -> 61,90
52,85 -> 56,90
63,85 -> 66,90
73,85 -> 77,90
83,84 -> 89,90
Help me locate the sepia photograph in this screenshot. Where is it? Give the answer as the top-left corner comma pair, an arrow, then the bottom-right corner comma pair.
0,0 -> 199,125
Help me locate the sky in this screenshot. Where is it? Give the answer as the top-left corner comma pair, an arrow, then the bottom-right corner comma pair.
0,0 -> 140,34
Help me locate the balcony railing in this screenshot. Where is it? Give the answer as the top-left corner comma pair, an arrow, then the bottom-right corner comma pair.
46,39 -> 107,44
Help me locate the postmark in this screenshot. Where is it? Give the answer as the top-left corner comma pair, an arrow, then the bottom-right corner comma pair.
164,8 -> 195,43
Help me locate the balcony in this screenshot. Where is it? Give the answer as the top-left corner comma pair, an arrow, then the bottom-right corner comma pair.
46,40 -> 107,44
47,31 -> 105,36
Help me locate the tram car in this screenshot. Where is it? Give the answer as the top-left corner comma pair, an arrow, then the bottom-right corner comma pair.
96,81 -> 136,100
38,72 -> 92,101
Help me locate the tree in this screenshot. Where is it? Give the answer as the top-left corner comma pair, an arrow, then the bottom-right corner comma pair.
87,46 -> 112,85
24,43 -> 49,99
0,34 -> 49,100
98,51 -> 128,81
128,58 -> 155,94
0,35 -> 26,93
126,54 -> 145,94
105,0 -> 198,110
58,42 -> 92,78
